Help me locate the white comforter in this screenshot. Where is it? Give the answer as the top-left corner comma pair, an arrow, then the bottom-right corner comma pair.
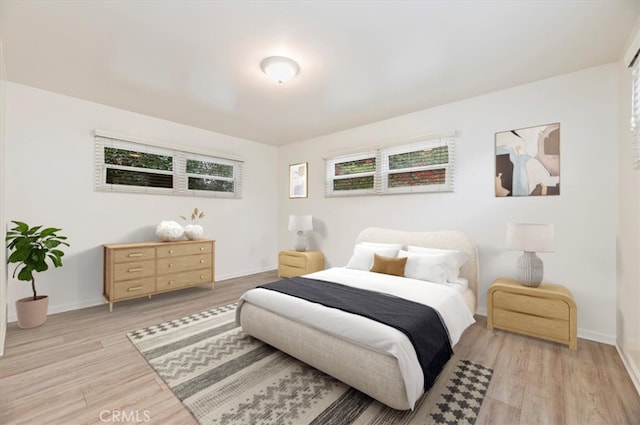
237,267 -> 476,408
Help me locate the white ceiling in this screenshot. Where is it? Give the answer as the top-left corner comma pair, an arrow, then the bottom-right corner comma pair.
1,1 -> 638,146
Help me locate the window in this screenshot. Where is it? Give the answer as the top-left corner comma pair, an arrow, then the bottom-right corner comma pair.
95,131 -> 243,198
326,151 -> 377,196
325,136 -> 455,197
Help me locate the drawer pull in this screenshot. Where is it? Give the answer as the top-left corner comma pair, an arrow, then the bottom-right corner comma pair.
127,253 -> 143,258
128,267 -> 143,273
169,249 -> 174,254
200,247 -> 204,251
168,280 -> 174,285
127,286 -> 143,292
168,263 -> 173,268
199,259 -> 204,263
200,275 -> 204,279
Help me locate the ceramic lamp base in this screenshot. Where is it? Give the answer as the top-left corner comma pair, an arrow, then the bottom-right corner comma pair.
294,231 -> 308,252
517,251 -> 544,287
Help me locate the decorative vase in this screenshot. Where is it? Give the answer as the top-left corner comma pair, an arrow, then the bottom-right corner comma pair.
184,224 -> 204,240
156,220 -> 184,241
15,295 -> 49,328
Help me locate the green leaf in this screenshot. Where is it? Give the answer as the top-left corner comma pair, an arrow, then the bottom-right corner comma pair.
39,227 -> 62,237
17,267 -> 34,282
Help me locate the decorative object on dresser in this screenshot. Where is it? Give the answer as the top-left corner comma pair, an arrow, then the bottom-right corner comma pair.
6,221 -> 70,328
506,222 -> 554,287
278,250 -> 324,278
155,220 -> 184,241
288,214 -> 313,251
103,239 -> 214,312
487,277 -> 577,350
180,207 -> 205,240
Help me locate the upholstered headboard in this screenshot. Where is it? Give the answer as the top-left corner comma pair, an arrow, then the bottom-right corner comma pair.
355,227 -> 479,312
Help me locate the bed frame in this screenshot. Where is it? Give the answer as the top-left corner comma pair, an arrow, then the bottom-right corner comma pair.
239,227 -> 479,410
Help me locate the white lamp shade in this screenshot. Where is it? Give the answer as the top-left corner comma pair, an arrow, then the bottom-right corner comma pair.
506,223 -> 554,252
288,215 -> 313,232
260,56 -> 300,83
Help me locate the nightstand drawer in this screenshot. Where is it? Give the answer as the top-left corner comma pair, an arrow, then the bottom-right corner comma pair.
279,252 -> 307,268
493,291 -> 569,320
279,264 -> 306,278
493,308 -> 569,342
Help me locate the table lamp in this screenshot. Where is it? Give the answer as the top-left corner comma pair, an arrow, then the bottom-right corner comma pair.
288,215 -> 313,251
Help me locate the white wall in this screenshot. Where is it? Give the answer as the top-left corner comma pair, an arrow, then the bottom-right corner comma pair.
0,40 -> 7,354
5,82 -> 279,321
617,17 -> 640,392
279,64 -> 619,343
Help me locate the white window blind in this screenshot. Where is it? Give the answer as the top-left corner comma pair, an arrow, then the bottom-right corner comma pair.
632,61 -> 640,169
95,132 -> 243,198
325,135 -> 455,197
325,150 -> 378,197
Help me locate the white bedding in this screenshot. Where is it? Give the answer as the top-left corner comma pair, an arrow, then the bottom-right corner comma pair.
237,267 -> 475,408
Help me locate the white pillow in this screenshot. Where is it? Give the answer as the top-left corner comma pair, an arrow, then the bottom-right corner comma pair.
346,244 -> 400,271
360,241 -> 405,250
397,250 -> 449,284
406,246 -> 469,281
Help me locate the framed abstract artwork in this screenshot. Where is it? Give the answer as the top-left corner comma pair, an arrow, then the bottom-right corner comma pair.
495,123 -> 560,197
289,162 -> 308,198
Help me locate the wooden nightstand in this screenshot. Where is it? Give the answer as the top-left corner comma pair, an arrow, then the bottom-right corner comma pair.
487,278 -> 577,350
278,250 -> 324,278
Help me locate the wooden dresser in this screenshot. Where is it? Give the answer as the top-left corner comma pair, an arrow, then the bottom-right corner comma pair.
278,250 -> 324,278
487,278 -> 577,350
104,239 -> 215,311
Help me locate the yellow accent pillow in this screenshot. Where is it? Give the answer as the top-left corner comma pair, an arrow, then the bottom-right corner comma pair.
370,253 -> 407,277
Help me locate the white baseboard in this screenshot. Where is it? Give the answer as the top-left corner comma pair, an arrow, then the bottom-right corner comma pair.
7,267 -> 279,323
616,343 -> 640,397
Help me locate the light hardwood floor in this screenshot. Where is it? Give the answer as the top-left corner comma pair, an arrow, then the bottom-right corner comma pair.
1,271 -> 639,424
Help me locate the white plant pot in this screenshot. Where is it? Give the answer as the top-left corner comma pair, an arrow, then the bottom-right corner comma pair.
184,224 -> 204,240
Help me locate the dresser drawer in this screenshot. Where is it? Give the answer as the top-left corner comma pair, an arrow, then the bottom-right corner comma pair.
156,242 -> 212,258
493,291 -> 569,320
493,308 -> 569,342
156,268 -> 214,292
113,260 -> 155,281
279,252 -> 307,268
113,277 -> 155,299
157,253 -> 212,274
113,247 -> 155,263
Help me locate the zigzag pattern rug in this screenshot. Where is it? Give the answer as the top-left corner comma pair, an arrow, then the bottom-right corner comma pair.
127,304 -> 492,425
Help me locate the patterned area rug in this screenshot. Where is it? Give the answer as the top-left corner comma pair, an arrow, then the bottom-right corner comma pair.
127,304 -> 492,425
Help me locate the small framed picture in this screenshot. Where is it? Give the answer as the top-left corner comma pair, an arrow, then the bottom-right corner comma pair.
289,162 -> 308,198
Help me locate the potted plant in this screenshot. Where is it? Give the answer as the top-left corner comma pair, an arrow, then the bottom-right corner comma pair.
5,221 -> 69,328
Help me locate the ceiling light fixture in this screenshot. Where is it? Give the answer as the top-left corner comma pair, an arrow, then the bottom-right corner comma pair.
260,56 -> 300,84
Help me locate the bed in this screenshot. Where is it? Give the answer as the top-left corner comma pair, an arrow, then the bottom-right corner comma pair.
236,227 -> 478,410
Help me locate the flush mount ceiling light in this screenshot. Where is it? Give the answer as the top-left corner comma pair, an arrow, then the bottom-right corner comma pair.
260,56 -> 300,84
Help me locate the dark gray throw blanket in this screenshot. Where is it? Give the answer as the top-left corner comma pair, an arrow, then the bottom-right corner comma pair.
258,277 -> 453,391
